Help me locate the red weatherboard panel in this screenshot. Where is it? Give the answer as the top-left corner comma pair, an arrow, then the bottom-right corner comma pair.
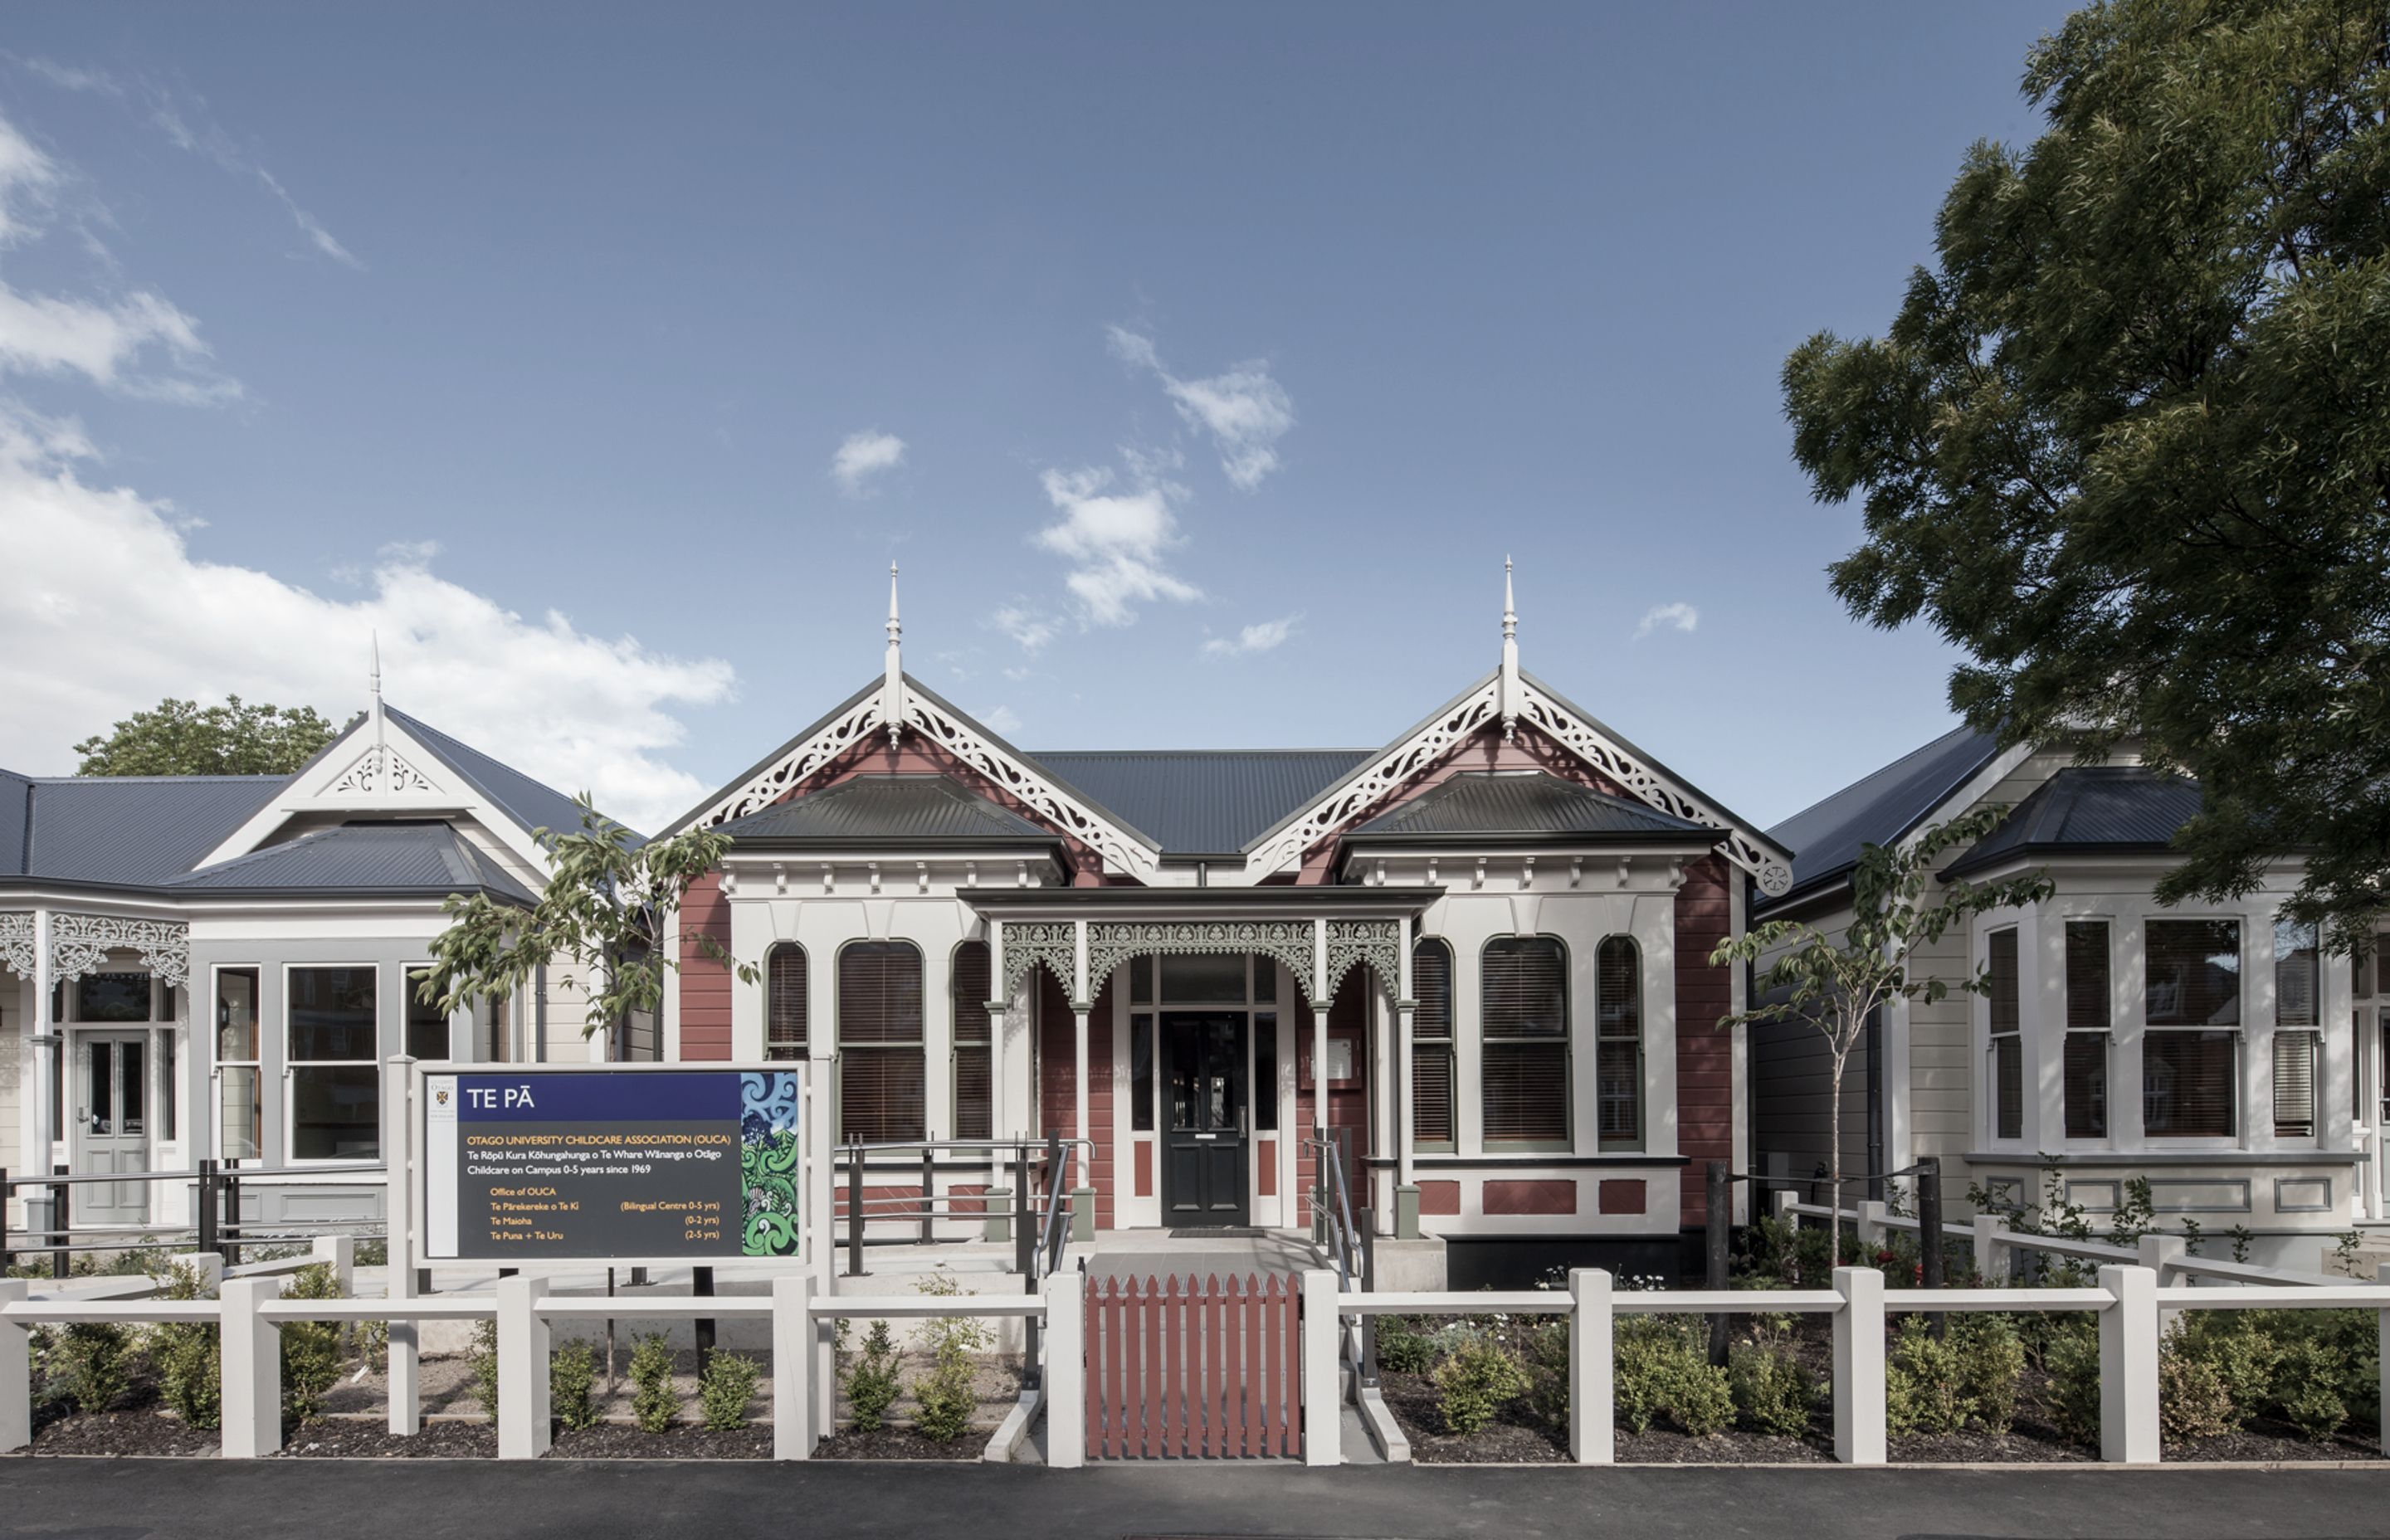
678,871 -> 733,1060
1674,852 -> 1734,1229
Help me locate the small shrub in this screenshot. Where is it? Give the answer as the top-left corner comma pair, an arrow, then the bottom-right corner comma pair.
1950,1314 -> 2025,1434
629,1334 -> 680,1434
1432,1336 -> 1531,1435
2274,1338 -> 2348,1443
469,1319 -> 500,1423
2159,1342 -> 2235,1441
1517,1318 -> 1572,1428
1613,1317 -> 1734,1437
2041,1316 -> 2104,1445
698,1351 -> 761,1432
1886,1317 -> 1974,1436
1728,1335 -> 1811,1436
55,1322 -> 134,1414
1376,1316 -> 1435,1376
552,1342 -> 600,1431
353,1239 -> 390,1268
2173,1313 -> 2274,1427
148,1261 -> 222,1430
913,1352 -> 978,1441
355,1318 -> 390,1375
843,1320 -> 904,1431
280,1262 -> 347,1423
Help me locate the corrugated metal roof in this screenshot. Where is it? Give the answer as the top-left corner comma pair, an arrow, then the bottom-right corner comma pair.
383,705 -> 639,844
2,773 -> 290,887
1939,767 -> 2199,879
167,821 -> 539,902
1346,771 -> 1712,841
713,775 -> 1055,845
1028,749 -> 1375,854
1758,724 -> 2001,912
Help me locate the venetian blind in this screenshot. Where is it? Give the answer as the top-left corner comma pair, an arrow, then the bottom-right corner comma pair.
839,941 -> 925,1143
952,940 -> 992,1141
766,944 -> 807,1060
2273,1030 -> 2319,1138
2065,921 -> 2109,1031
1412,940 -> 1454,1144
1483,937 -> 1568,1143
2143,1030 -> 2236,1137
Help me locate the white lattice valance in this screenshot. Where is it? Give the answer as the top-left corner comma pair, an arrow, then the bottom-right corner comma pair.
0,909 -> 191,987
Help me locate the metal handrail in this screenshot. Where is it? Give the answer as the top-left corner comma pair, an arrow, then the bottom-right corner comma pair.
2,1162 -> 384,1190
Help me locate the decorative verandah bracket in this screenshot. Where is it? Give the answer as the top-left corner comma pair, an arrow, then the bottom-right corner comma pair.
998,920 -> 1079,999
1078,918 -> 1402,1006
0,910 -> 190,987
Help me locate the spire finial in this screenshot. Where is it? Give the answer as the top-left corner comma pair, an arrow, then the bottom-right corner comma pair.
882,562 -> 905,747
1499,556 -> 1521,742
1503,554 -> 1515,641
369,631 -> 382,699
887,562 -> 901,643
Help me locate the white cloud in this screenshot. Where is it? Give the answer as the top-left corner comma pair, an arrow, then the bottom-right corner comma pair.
1033,466 -> 1201,626
0,281 -> 237,402
1202,614 -> 1300,659
1108,326 -> 1295,491
976,704 -> 1024,738
0,409 -> 734,832
1634,602 -> 1700,640
831,429 -> 906,495
992,604 -> 1059,655
0,111 -> 60,245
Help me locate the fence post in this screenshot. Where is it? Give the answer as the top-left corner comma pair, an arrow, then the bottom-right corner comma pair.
50,1166 -> 68,1282
1705,1161 -> 1731,1367
1856,1200 -> 1886,1255
166,1251 -> 226,1294
773,1273 -> 816,1460
2376,1262 -> 2390,1453
1301,1268 -> 1340,1466
1568,1268 -> 1613,1465
693,1266 -> 716,1374
1831,1266 -> 1885,1465
195,1160 -> 217,1258
0,1278 -> 27,1454
1917,1157 -> 1944,1284
2136,1233 -> 2185,1288
310,1234 -> 356,1294
496,1273 -> 552,1460
1044,1270 -> 1085,1469
2096,1264 -> 2159,1464
1973,1214 -> 2002,1281
219,1275 -> 283,1458
384,1051 -> 420,1436
921,1145 -> 937,1245
846,1139 -> 865,1277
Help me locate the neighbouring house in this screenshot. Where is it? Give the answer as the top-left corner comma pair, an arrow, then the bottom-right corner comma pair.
0,685 -> 647,1246
657,567 -> 1792,1284
1749,727 -> 2385,1270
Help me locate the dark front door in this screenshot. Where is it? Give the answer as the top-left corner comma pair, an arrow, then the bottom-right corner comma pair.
1163,1012 -> 1248,1226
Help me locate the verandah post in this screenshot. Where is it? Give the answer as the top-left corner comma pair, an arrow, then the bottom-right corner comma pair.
1568,1267 -> 1613,1465
1300,1269 -> 1339,1467
772,1273 -> 816,1460
219,1274 -> 283,1458
846,1137 -> 865,1277
1830,1265 -> 1885,1465
0,1278 -> 28,1454
2096,1264 -> 2158,1464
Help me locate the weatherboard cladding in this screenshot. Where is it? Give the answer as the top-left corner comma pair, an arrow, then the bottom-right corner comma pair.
166,821 -> 539,902
1345,770 -> 1711,841
1027,748 -> 1374,854
1938,767 -> 2201,879
1758,724 -> 1999,910
3,774 -> 289,886
710,774 -> 1053,844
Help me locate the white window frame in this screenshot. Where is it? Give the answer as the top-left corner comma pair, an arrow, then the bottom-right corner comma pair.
281,961 -> 383,1166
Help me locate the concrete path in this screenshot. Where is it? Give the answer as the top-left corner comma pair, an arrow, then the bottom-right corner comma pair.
3,1457 -> 2378,1540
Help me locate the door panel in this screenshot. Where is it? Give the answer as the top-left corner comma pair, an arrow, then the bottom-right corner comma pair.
71,1034 -> 151,1224
1162,1012 -> 1248,1226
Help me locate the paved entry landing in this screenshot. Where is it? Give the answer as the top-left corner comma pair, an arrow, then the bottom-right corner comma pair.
1081,1228 -> 1325,1283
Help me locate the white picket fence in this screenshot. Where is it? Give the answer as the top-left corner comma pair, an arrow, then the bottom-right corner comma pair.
5,1260 -> 2386,1466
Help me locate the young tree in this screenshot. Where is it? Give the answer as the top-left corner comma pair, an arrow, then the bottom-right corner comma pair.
1712,807 -> 2053,1264
417,797 -> 755,1041
1782,0 -> 2390,952
75,696 -> 339,777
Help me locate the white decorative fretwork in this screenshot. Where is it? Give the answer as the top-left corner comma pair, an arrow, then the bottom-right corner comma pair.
692,695 -> 887,831
1323,919 -> 1401,1000
1240,683 -> 1501,880
999,921 -> 1078,999
1,912 -> 193,987
385,752 -> 437,793
898,694 -> 1158,878
328,743 -> 383,794
1085,919 -> 1320,1003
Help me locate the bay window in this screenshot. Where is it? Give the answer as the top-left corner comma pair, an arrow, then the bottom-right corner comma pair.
1988,928 -> 2022,1140
765,943 -> 808,1061
404,967 -> 450,1060
838,941 -> 924,1143
1481,936 -> 1568,1146
952,940 -> 992,1140
1595,935 -> 1642,1149
2063,921 -> 2110,1138
287,965 -> 380,1160
216,967 -> 261,1161
2274,918 -> 2320,1138
2144,919 -> 2241,1137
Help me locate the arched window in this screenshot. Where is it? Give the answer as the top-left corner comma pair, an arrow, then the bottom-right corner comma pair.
952,940 -> 993,1140
1412,939 -> 1455,1148
1481,936 -> 1568,1146
1595,935 -> 1641,1149
839,941 -> 925,1143
766,943 -> 808,1062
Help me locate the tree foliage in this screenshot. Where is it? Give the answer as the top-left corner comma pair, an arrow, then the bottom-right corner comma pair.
74,695 -> 339,777
418,797 -> 754,1040
1783,0 -> 2390,951
1712,807 -> 2054,1260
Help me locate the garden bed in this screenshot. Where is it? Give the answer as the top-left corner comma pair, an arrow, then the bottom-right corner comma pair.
813,1425 -> 991,1460
274,1418 -> 499,1459
21,1406 -> 222,1458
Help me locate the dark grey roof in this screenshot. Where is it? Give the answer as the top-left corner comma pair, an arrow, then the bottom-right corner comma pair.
383,704 -> 637,843
0,772 -> 290,888
1939,768 -> 2200,880
1344,771 -> 1714,843
1758,724 -> 2001,912
167,821 -> 539,903
1028,749 -> 1375,855
713,775 -> 1056,847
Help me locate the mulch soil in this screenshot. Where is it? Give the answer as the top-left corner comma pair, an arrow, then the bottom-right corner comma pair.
2163,1418 -> 2383,1463
22,1407 -> 222,1458
547,1423 -> 773,1460
813,1425 -> 990,1460
274,1419 -> 499,1459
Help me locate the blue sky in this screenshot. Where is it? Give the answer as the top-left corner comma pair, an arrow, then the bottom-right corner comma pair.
0,3 -> 2073,833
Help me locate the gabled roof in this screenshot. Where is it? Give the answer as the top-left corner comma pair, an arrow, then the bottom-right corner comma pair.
1757,724 -> 2001,912
166,821 -> 539,903
1343,770 -> 1716,845
1938,767 -> 2200,880
1027,750 -> 1375,855
382,705 -> 632,842
713,775 -> 1059,849
0,772 -> 290,889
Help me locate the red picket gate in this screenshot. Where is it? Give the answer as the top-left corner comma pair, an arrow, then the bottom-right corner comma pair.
1083,1273 -> 1304,1459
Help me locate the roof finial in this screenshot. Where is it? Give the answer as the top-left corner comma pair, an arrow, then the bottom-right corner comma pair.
369,631 -> 382,699
1499,556 -> 1521,742
883,562 -> 906,747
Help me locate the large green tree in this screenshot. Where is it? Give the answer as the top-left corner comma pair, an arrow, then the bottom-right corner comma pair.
1783,0 -> 2390,950
75,695 -> 339,777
